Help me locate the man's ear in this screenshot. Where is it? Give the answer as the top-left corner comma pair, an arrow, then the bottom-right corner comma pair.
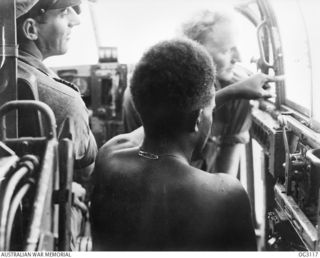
21,18 -> 38,41
191,109 -> 203,133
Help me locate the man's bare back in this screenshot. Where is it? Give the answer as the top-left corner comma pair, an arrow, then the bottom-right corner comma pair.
91,129 -> 256,251
90,39 -> 257,251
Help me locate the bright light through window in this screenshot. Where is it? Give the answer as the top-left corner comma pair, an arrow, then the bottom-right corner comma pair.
270,0 -> 316,116
45,0 -> 259,68
92,0 -> 258,64
298,0 -> 320,122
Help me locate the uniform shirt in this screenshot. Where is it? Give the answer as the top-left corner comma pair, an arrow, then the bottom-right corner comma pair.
18,49 -> 97,171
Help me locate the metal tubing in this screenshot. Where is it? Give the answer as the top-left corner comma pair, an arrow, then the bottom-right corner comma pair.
0,166 -> 29,250
306,149 -> 320,167
0,154 -> 39,250
58,138 -> 74,251
0,0 -> 17,138
0,100 -> 57,140
24,140 -> 57,251
256,20 -> 273,69
6,183 -> 31,250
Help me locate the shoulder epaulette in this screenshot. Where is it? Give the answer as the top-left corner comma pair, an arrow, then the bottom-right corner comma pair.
53,77 -> 80,93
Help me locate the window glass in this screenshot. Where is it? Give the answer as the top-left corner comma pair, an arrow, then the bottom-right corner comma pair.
270,0 -> 314,115
92,0 -> 254,64
45,0 -> 259,66
235,9 -> 260,73
298,0 -> 320,122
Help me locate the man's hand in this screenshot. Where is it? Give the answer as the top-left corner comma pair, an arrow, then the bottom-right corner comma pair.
215,73 -> 284,109
236,73 -> 285,99
72,182 -> 88,213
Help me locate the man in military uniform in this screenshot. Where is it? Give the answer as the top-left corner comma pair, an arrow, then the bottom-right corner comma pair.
16,0 -> 97,250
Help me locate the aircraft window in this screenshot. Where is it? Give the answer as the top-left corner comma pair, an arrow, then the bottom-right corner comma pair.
297,1 -> 320,123
91,0 -> 218,64
270,0 -> 320,119
236,9 -> 260,72
89,0 -> 259,64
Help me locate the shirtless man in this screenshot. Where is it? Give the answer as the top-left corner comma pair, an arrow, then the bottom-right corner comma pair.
89,38 -> 282,251
122,9 -> 272,177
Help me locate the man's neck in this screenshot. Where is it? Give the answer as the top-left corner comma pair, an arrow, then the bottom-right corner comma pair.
141,133 -> 195,164
19,41 -> 44,61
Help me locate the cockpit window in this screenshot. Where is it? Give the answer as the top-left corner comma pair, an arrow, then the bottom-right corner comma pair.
270,0 -> 320,121
83,0 -> 259,65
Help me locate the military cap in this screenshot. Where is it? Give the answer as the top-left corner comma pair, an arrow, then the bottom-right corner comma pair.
16,0 -> 39,18
17,0 -> 82,18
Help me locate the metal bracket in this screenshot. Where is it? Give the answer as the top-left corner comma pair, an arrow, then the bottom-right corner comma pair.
0,45 -> 18,57
0,26 -> 19,69
281,114 -> 306,195
52,189 -> 70,204
282,125 -> 292,193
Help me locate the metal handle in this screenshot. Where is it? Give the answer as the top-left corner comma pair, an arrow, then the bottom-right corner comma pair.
0,100 -> 57,140
282,124 -> 293,194
306,149 -> 320,167
0,27 -> 5,69
256,20 -> 274,69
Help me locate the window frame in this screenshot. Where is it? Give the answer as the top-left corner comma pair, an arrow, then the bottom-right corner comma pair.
255,0 -> 320,133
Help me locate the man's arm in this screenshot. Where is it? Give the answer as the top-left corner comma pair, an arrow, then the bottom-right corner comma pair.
90,144 -> 117,251
59,116 -> 97,212
215,73 -> 284,109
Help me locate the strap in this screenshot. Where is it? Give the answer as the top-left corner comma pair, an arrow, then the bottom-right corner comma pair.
0,45 -> 18,57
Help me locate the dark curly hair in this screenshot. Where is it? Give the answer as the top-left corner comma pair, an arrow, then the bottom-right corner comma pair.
131,38 -> 215,136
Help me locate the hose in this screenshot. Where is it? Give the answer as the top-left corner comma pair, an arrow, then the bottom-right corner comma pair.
5,182 -> 31,250
0,155 -> 39,251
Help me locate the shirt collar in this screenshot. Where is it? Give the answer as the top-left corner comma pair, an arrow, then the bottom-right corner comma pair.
18,49 -> 56,77
18,49 -> 80,94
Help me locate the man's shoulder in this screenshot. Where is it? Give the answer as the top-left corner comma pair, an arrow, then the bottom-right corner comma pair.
100,127 -> 144,154
18,58 -> 49,83
96,127 -> 144,169
212,173 -> 252,215
18,59 -> 41,90
196,171 -> 246,196
216,173 -> 248,198
18,59 -> 79,98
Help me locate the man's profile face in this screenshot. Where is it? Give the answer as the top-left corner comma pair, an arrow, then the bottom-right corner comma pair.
203,21 -> 240,81
36,6 -> 80,59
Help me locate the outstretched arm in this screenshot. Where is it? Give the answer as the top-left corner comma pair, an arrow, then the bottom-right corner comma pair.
215,73 -> 284,109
